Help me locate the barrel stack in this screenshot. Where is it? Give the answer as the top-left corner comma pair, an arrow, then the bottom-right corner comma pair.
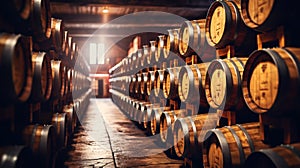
109,0 -> 300,168
0,0 -> 91,167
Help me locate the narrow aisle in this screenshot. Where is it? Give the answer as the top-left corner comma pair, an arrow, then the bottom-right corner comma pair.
64,98 -> 183,168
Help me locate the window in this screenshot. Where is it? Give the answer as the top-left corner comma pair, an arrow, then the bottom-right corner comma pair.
89,43 -> 105,64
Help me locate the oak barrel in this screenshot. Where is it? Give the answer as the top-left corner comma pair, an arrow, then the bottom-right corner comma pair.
163,67 -> 180,99
160,109 -> 187,144
22,124 -> 56,168
28,52 -> 52,103
205,57 -> 247,110
0,33 -> 33,104
30,0 -> 52,42
178,63 -> 210,108
205,0 -> 256,55
244,143 -> 300,168
202,122 -> 270,168
148,106 -> 171,136
173,113 -> 219,159
242,47 -> 300,116
52,112 -> 68,149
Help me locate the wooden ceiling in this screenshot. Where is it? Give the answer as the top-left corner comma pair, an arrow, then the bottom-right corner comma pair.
50,0 -> 212,72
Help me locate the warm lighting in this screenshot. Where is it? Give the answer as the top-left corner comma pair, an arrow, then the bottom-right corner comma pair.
102,7 -> 109,14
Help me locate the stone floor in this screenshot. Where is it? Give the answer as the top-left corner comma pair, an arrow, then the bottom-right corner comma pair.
62,98 -> 184,168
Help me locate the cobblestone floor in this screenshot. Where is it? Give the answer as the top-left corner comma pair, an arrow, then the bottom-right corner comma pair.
62,98 -> 184,168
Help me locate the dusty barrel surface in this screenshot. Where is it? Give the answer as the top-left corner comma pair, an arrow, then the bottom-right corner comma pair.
205,57 -> 247,110
0,145 -> 34,168
22,124 -> 56,168
173,113 -> 219,159
244,143 -> 300,168
203,122 -> 270,168
28,52 -> 52,103
242,47 -> 300,116
0,33 -> 33,104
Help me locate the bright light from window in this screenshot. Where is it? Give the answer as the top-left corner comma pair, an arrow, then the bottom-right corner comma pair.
90,43 -> 97,64
98,43 -> 105,64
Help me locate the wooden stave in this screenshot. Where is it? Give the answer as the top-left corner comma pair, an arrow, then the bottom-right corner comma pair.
0,145 -> 34,168
22,124 -> 56,168
203,122 -> 270,168
244,143 -> 300,168
205,57 -> 247,111
0,33 -> 33,104
156,35 -> 167,62
173,113 -> 219,159
242,47 -> 300,116
28,51 -> 53,103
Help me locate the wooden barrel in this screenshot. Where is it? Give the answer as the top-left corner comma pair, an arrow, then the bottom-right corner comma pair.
156,35 -> 167,62
62,31 -> 69,57
205,0 -> 256,54
163,67 -> 180,99
205,57 -> 247,110
242,47 -> 300,116
129,74 -> 136,98
141,103 -> 160,130
136,49 -> 143,69
149,106 -> 171,136
173,113 -> 219,159
146,71 -> 156,96
154,69 -> 165,97
0,33 -> 33,104
135,101 -> 152,126
149,40 -> 157,66
30,0 -> 52,42
140,72 -> 148,96
50,18 -> 63,52
164,28 -> 180,59
28,52 -> 52,103
52,112 -> 68,149
178,63 -> 210,108
244,143 -> 300,168
135,73 -> 142,99
159,109 -> 187,144
203,122 -> 270,168
22,124 -> 56,168
142,45 -> 149,68
67,68 -> 73,95
241,0 -> 285,32
50,60 -> 62,99
0,145 -> 34,168
179,19 -> 216,60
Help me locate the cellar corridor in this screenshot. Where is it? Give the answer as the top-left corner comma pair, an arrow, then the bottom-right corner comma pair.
62,98 -> 184,168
